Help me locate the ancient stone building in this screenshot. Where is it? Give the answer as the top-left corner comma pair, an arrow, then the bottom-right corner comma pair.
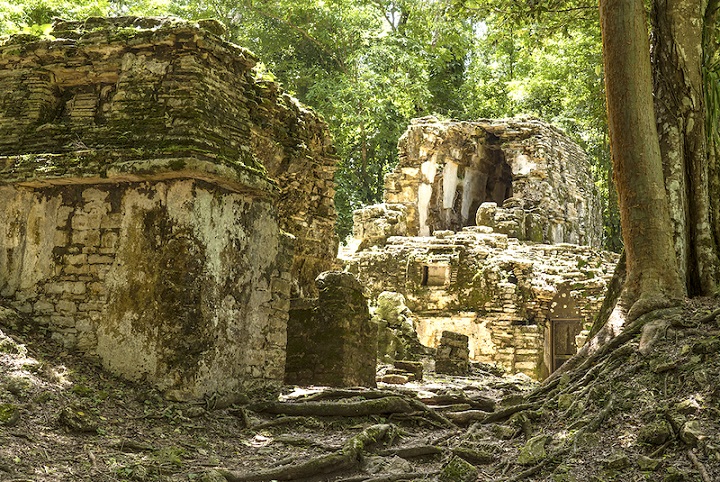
345,118 -> 618,379
0,17 -> 337,399
352,116 -> 603,248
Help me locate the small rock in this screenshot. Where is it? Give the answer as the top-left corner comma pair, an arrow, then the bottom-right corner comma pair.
438,455 -> 478,482
517,434 -> 549,465
604,453 -> 629,470
184,406 -> 206,418
393,360 -> 423,381
362,455 -> 413,475
58,405 -> 98,433
637,455 -> 660,471
663,466 -> 688,481
491,424 -> 518,439
637,420 -> 672,446
675,398 -> 701,414
0,403 -> 20,426
380,374 -> 409,384
199,469 -> 227,482
680,420 -> 704,447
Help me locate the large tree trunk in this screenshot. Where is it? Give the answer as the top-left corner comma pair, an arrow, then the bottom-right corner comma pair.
651,0 -> 720,296
599,0 -> 685,320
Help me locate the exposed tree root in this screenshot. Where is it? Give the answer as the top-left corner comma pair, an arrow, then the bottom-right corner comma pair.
693,306 -> 720,325
481,403 -> 540,424
377,445 -> 443,458
252,416 -> 319,430
419,393 -> 495,412
574,396 -> 614,434
687,449 -> 712,482
451,446 -> 496,465
405,398 -> 457,428
503,459 -> 550,482
290,389 -> 404,402
502,448 -> 570,482
387,412 -> 448,428
337,471 -> 440,481
250,396 -> 414,417
649,440 -> 673,459
221,424 -> 398,482
531,307 -> 681,402
444,410 -> 490,426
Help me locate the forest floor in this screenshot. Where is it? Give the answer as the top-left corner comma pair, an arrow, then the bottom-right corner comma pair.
1,299 -> 720,482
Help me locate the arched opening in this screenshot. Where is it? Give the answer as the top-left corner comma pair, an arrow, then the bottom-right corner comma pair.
420,137 -> 514,234
462,146 -> 513,228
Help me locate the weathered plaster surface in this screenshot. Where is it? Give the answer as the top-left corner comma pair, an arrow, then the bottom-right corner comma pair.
0,17 -> 336,397
0,180 -> 293,399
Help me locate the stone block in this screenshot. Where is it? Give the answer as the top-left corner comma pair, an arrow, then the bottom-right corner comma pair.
285,271 -> 377,387
435,331 -> 469,376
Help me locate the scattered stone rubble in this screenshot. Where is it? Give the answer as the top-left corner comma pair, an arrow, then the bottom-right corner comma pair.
344,118 -> 619,380
0,17 -> 337,399
374,290 -> 429,362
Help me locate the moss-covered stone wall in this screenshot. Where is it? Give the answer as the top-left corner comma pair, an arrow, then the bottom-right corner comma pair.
0,16 -> 337,296
0,180 -> 293,399
0,16 -> 337,397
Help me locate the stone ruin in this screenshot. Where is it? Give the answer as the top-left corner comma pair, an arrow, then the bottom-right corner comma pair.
284,272 -> 376,388
0,16 -> 618,397
344,117 -> 619,380
0,17 -> 340,399
351,116 -> 603,249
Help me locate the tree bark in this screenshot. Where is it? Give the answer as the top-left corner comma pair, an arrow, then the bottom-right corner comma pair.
599,0 -> 685,319
651,0 -> 720,296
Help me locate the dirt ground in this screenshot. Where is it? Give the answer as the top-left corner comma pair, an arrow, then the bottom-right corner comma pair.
1,299 -> 720,482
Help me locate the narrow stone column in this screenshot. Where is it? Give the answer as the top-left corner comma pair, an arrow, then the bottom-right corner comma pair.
285,271 -> 377,387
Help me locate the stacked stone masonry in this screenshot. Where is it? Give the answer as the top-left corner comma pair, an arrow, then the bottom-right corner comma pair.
285,272 -> 377,388
353,116 -> 602,248
0,16 -> 337,297
435,331 -> 470,376
0,17 -> 338,398
345,117 -> 616,380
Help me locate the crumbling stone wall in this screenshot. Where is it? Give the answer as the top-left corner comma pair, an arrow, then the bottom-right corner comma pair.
0,16 -> 337,297
0,180 -> 293,399
344,228 -> 618,379
435,331 -> 470,376
0,17 -> 337,398
354,116 -> 602,247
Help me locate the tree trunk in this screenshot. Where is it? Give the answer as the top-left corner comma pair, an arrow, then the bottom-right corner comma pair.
599,0 -> 685,320
705,2 -> 720,265
651,0 -> 720,296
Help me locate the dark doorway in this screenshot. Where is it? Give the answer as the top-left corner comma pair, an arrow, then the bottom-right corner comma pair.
464,147 -> 513,228
545,285 -> 584,374
550,318 -> 583,371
